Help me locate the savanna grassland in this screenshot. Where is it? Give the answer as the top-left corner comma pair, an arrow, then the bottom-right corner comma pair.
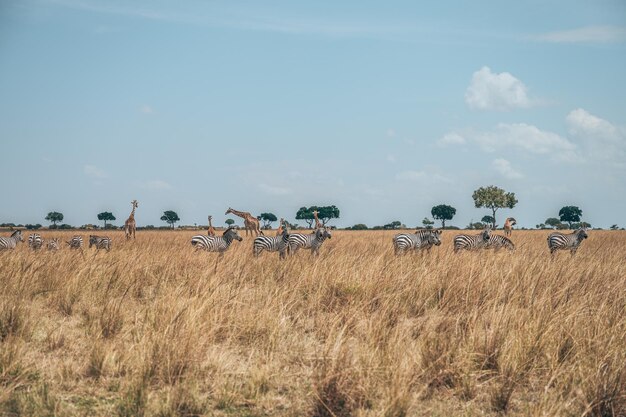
1,229 -> 625,417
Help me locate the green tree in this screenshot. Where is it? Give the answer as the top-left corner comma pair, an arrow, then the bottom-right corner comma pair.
225,219 -> 235,227
317,205 -> 340,225
349,224 -> 368,230
481,215 -> 495,226
295,207 -> 316,229
45,211 -> 64,227
472,186 -> 518,228
259,212 -> 278,229
431,204 -> 456,228
97,212 -> 116,228
559,206 -> 582,229
384,221 -> 401,230
160,210 -> 180,229
610,224 -> 619,230
422,217 -> 435,229
545,218 -> 562,229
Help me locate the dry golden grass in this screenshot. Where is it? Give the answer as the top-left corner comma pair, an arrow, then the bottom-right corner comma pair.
1,229 -> 625,416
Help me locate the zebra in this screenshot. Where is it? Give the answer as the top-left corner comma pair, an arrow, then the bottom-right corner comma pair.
28,233 -> 44,250
89,235 -> 112,251
191,226 -> 242,254
66,235 -> 83,249
547,228 -> 588,255
0,230 -> 24,250
253,226 -> 290,259
484,234 -> 515,251
453,227 -> 492,253
288,227 -> 332,256
46,238 -> 61,251
393,229 -> 442,255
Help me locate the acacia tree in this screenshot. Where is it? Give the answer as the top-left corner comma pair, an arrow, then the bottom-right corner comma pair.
472,186 -> 517,228
431,204 -> 456,228
160,210 -> 180,228
481,215 -> 495,225
97,212 -> 116,228
559,206 -> 582,229
422,217 -> 434,229
295,205 -> 340,228
225,219 -> 235,227
295,207 -> 315,229
545,218 -> 562,229
45,211 -> 64,227
259,213 -> 278,229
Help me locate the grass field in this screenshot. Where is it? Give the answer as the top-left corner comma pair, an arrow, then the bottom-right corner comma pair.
1,229 -> 625,416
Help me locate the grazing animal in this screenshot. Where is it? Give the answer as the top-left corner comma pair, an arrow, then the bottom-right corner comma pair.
453,228 -> 492,253
504,217 -> 516,237
288,227 -> 332,256
89,235 -> 112,251
484,234 -> 515,251
393,229 -> 442,255
312,210 -> 322,229
191,226 -> 242,254
207,215 -> 216,236
28,233 -> 44,250
225,207 -> 262,237
0,230 -> 24,250
66,235 -> 83,249
124,200 -> 138,240
547,228 -> 588,256
46,238 -> 61,251
253,226 -> 289,259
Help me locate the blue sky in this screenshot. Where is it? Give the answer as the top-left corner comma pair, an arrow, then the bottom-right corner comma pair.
1,0 -> 625,228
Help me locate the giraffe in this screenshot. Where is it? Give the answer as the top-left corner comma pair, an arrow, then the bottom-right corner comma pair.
276,218 -> 285,236
207,215 -> 216,236
312,210 -> 322,229
504,217 -> 516,237
225,207 -> 263,236
124,200 -> 138,240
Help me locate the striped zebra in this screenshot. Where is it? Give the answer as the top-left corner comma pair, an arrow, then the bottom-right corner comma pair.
0,230 -> 24,250
46,238 -> 61,251
66,235 -> 83,249
453,228 -> 492,253
288,227 -> 332,256
28,233 -> 44,250
547,228 -> 588,255
484,234 -> 515,251
393,229 -> 442,255
253,227 -> 290,259
89,235 -> 112,251
191,226 -> 242,254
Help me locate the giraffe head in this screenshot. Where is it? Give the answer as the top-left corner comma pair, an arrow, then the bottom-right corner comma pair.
225,207 -> 233,215
208,215 -> 213,221
131,200 -> 138,209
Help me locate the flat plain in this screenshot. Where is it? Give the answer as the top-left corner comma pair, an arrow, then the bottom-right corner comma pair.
1,229 -> 625,416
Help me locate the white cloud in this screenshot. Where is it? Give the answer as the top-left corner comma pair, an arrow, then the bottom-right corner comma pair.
140,105 -> 154,114
465,66 -> 533,111
472,123 -> 580,161
84,164 -> 108,179
531,25 -> 626,44
492,158 -> 523,179
566,108 -> 625,166
258,183 -> 291,196
437,132 -> 466,146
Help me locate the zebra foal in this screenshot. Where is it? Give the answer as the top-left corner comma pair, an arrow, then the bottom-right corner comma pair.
393,229 -> 442,255
453,228 -> 492,253
547,228 -> 588,255
253,227 -> 290,259
0,230 -> 24,250
28,233 -> 44,250
288,227 -> 332,256
89,235 -> 112,251
191,226 -> 242,254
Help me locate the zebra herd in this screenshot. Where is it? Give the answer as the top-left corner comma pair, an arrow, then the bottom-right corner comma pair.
190,224 -> 333,259
0,227 -> 590,257
0,231 -> 112,252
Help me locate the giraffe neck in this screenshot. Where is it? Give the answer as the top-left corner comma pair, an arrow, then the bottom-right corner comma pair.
208,218 -> 213,228
229,209 -> 251,220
